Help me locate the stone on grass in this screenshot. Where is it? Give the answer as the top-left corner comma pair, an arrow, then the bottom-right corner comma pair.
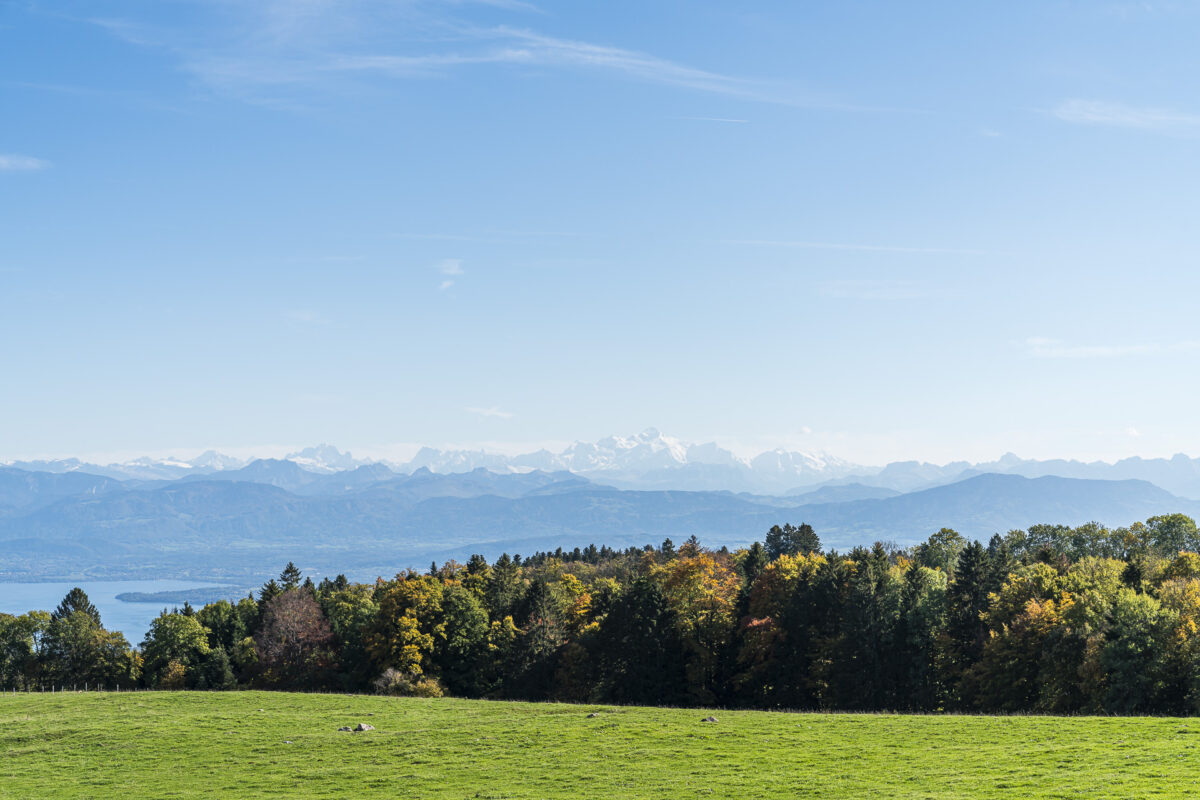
355,723 -> 375,732
338,726 -> 353,732
586,713 -> 600,718
702,716 -> 718,723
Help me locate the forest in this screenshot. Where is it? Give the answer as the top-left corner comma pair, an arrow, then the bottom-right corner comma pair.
5,514 -> 1200,714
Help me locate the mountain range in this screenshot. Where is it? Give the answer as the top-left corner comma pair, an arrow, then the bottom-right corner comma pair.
0,456 -> 1195,582
10,429 -> 1200,498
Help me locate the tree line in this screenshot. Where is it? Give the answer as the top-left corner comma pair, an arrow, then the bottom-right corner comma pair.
4,514 -> 1200,713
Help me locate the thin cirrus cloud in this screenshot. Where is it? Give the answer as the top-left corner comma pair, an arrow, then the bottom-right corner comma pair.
0,154 -> 48,171
1025,337 -> 1200,358
437,258 -> 462,290
78,3 -> 842,109
193,28 -> 782,103
1052,99 -> 1200,134
466,406 -> 514,419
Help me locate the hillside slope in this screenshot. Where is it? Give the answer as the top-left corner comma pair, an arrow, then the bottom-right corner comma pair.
1,692 -> 1196,799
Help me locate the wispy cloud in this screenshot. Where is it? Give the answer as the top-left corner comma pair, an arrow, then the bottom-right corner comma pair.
490,27 -> 762,99
1025,337 -> 1200,358
1053,99 -> 1200,134
186,27 -> 795,104
75,4 -> 855,110
0,154 -> 49,171
723,239 -> 987,255
436,258 -> 462,290
466,406 -> 514,419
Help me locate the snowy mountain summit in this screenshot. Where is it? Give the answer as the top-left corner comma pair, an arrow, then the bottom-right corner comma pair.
388,428 -> 863,493
13,431 -> 1200,498
2,431 -> 859,493
285,444 -> 368,474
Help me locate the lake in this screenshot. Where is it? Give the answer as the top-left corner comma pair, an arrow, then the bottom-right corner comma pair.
0,580 -> 246,643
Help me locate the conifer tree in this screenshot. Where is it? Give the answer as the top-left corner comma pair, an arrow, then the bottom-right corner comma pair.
279,562 -> 303,591
52,588 -> 100,626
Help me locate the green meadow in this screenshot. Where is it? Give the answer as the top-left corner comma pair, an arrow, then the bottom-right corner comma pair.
3,692 -> 1200,798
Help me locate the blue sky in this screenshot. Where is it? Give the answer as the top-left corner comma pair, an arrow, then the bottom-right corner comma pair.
4,0 -> 1200,465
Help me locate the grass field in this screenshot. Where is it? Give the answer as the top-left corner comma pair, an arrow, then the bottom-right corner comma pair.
3,692 -> 1200,799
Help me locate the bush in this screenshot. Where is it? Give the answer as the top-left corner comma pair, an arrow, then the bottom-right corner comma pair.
159,659 -> 188,690
373,668 -> 445,698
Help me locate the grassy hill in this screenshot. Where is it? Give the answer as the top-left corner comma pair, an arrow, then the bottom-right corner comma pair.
2,692 -> 1200,798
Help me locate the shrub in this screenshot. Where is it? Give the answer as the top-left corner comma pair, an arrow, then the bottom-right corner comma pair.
373,667 -> 445,698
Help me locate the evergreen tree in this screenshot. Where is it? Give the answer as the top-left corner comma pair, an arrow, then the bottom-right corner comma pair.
503,579 -> 565,698
52,588 -> 100,626
196,599 -> 246,653
832,543 -> 900,708
741,542 -> 769,586
765,523 -> 820,560
895,565 -> 948,710
259,579 -> 282,605
279,562 -> 303,591
594,578 -> 689,705
195,646 -> 237,690
485,554 -> 523,621
945,541 -> 991,696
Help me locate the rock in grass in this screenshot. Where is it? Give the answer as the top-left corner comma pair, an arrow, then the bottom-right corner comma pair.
355,723 -> 375,732
338,726 -> 353,732
586,713 -> 600,718
702,716 -> 718,723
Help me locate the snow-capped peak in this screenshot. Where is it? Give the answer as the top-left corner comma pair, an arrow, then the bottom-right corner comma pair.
284,444 -> 367,474
189,450 -> 248,471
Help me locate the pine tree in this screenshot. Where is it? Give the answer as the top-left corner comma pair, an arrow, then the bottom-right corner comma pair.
595,577 -> 689,706
765,523 -> 821,560
279,562 -> 302,591
52,588 -> 101,625
485,554 -> 522,621
741,542 -> 769,585
195,646 -> 236,690
259,579 -> 282,604
945,541 -> 991,705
